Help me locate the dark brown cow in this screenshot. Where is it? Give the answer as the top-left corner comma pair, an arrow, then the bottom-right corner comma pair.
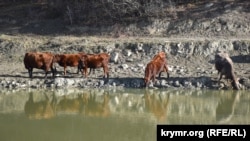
143,92 -> 169,122
53,52 -> 86,76
79,53 -> 110,79
24,93 -> 55,120
215,52 -> 240,90
23,52 -> 55,79
144,52 -> 169,87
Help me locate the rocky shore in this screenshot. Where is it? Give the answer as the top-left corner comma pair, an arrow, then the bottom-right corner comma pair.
0,36 -> 250,90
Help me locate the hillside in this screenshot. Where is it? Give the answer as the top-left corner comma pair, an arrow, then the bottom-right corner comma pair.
0,0 -> 249,90
0,0 -> 249,37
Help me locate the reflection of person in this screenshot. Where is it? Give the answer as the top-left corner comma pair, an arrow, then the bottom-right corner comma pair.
24,92 -> 55,120
216,91 -> 240,123
143,91 -> 169,122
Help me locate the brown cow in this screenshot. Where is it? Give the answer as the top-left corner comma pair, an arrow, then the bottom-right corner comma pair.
53,52 -> 86,76
24,92 -> 55,120
79,53 -> 110,79
143,92 -> 169,122
144,52 -> 169,87
23,52 -> 55,79
215,52 -> 240,90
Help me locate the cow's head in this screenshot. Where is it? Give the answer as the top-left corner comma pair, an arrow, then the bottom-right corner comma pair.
53,54 -> 62,63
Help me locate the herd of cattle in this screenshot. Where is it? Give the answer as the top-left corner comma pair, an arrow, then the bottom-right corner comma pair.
23,51 -> 240,90
23,52 -> 110,79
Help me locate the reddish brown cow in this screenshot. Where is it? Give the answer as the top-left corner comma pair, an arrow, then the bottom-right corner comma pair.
23,52 -> 55,79
144,52 -> 169,87
53,52 -> 86,76
79,53 -> 110,79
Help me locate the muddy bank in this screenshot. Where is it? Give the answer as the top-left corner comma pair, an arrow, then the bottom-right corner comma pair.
0,35 -> 250,90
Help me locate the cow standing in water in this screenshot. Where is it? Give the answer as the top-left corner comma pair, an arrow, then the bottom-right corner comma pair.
144,52 -> 169,87
215,52 -> 240,90
23,52 -> 55,79
79,53 -> 110,79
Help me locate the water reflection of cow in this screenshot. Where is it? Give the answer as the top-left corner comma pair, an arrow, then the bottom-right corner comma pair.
216,91 -> 240,123
56,93 -> 110,117
56,94 -> 86,114
24,92 -> 55,120
24,92 -> 110,119
143,92 -> 170,122
83,93 -> 110,117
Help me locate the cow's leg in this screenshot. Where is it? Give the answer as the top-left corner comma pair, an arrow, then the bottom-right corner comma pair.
77,66 -> 80,74
152,75 -> 156,84
164,65 -> 169,79
218,73 -> 223,81
64,66 -> 67,76
158,65 -> 169,78
50,66 -> 55,78
89,68 -> 91,75
167,72 -> 170,79
103,66 -> 109,79
218,73 -> 223,89
28,68 -> 33,78
89,68 -> 96,75
102,67 -> 106,78
77,61 -> 84,74
107,71 -> 109,79
44,67 -> 50,79
83,67 -> 88,78
144,80 -> 148,87
77,64 -> 83,74
158,72 -> 162,78
44,71 -> 48,79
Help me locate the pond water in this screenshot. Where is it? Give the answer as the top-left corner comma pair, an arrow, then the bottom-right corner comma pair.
0,88 -> 249,141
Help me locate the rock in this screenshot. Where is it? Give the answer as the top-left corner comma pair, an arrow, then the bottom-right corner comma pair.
120,64 -> 129,69
174,81 -> 180,87
54,78 -> 66,87
136,43 -> 143,52
66,79 -> 75,86
160,79 -> 167,86
99,80 -> 105,86
123,50 -> 132,57
110,52 -> 119,63
137,64 -> 144,68
126,58 -> 133,62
